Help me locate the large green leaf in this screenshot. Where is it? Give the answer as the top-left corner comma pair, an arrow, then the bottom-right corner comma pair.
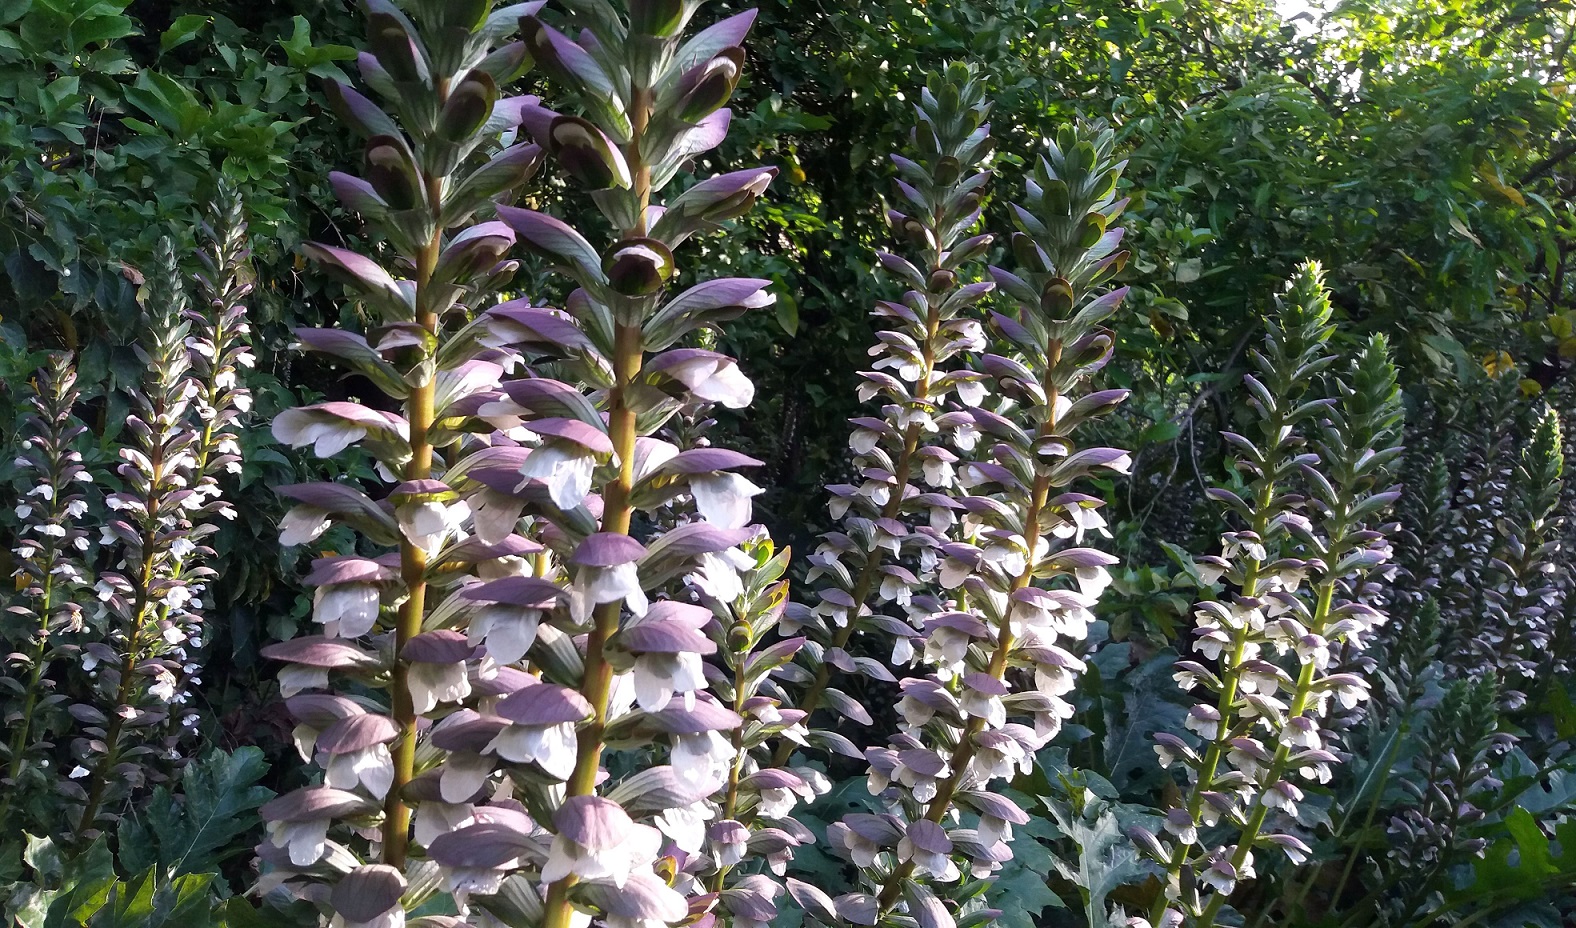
116,747 -> 273,878
89,870 -> 215,928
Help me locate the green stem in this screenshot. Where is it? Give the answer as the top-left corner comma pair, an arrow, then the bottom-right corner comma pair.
381,164 -> 447,869
540,319 -> 642,928
539,71 -> 656,928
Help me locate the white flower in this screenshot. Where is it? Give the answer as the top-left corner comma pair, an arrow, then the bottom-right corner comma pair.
1185,705 -> 1222,740
397,499 -> 470,556
672,730 -> 733,795
690,472 -> 764,530
324,744 -> 396,798
569,563 -> 649,624
408,660 -> 471,715
954,379 -> 987,406
273,410 -> 367,458
469,605 -> 541,664
148,669 -> 178,702
487,721 -> 578,780
266,817 -> 331,867
659,353 -> 755,408
686,549 -> 750,603
541,803 -> 661,888
655,801 -> 713,853
315,584 -> 381,638
517,443 -> 596,510
633,651 -> 707,712
280,506 -> 333,546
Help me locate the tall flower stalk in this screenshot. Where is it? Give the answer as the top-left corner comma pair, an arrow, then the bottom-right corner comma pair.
779,62 -> 996,766
1144,268 -> 1403,927
1487,407 -> 1563,708
815,120 -> 1135,926
152,182 -> 258,740
261,2 -> 785,925
74,238 -> 206,837
1,353 -> 90,830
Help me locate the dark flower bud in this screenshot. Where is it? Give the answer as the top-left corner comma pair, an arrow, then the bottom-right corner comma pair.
675,49 -> 744,123
549,115 -> 632,190
1039,277 -> 1074,318
436,70 -> 497,144
603,238 -> 675,296
368,11 -> 426,85
364,137 -> 420,210
934,156 -> 961,186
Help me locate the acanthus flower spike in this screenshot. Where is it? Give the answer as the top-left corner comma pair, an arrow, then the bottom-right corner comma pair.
261,1 -> 784,925
72,237 -> 215,839
826,102 -> 1137,925
1150,267 -> 1404,928
777,62 -> 1000,771
0,353 -> 91,832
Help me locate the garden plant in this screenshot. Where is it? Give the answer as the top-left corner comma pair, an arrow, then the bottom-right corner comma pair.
1,1 -> 1574,927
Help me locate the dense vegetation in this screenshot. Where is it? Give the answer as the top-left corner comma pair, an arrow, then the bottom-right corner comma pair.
1,0 -> 1574,926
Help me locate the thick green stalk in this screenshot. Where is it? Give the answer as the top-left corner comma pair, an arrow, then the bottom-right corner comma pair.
382,165 -> 446,868
540,320 -> 642,928
541,82 -> 654,928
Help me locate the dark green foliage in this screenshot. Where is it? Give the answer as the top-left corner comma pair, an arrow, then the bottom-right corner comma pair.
115,747 -> 274,880
0,1 -> 1574,927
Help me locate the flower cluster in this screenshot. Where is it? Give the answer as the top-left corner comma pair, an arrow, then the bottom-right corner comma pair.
0,353 -> 91,828
1140,266 -> 1404,928
799,116 -> 1136,926
1385,676 -> 1509,871
258,2 -> 798,926
781,63 -> 997,766
1483,407 -> 1564,706
72,237 -> 224,835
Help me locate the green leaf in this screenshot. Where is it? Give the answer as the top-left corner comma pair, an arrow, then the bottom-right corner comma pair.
1041,787 -> 1151,928
774,283 -> 799,336
23,834 -> 62,884
116,747 -> 273,878
1547,681 -> 1576,740
1448,213 -> 1482,246
90,870 -> 215,928
28,839 -> 116,928
160,14 -> 209,53
1138,419 -> 1181,444
122,70 -> 207,137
